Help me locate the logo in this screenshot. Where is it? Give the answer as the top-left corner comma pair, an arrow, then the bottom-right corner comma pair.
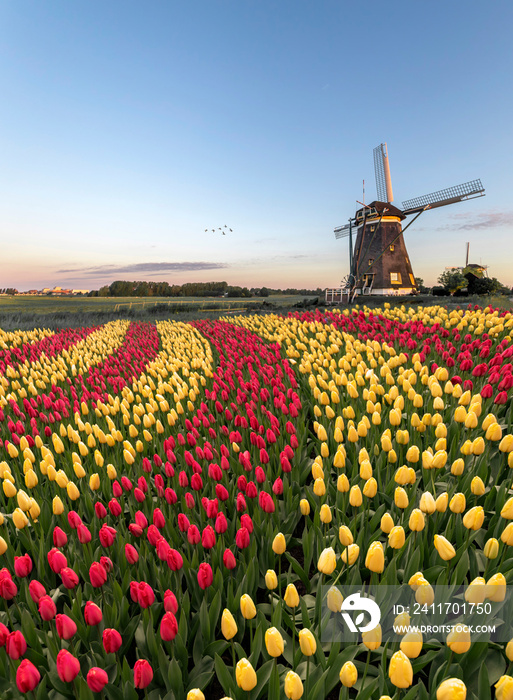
340,593 -> 381,633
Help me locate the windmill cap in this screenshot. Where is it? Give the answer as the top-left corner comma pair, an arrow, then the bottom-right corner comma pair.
356,201 -> 406,221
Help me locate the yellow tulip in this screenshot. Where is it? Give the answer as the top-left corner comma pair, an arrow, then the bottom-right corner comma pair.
107,464 -> 117,480
496,676 -> 513,700
408,509 -> 425,531
29,498 -> 40,520
485,422 -> 502,441
320,504 -> 332,523
265,570 -> 278,590
284,584 -> 300,608
434,535 -> 456,561
484,538 -> 499,559
362,624 -> 382,650
435,492 -> 449,513
506,640 -> 513,662
235,659 -> 257,691
446,625 -> 471,654
326,586 -> 344,612
388,526 -> 405,549
13,508 -> 29,529
405,446 -> 419,463
240,594 -> 256,620
89,473 -> 100,491
300,499 -> 310,516
394,487 -> 409,509
221,609 -> 238,640
436,678 -> 467,700
499,435 -> 513,453
339,661 -> 358,688
339,526 -> 353,546
349,485 -> 363,507
265,627 -> 284,657
337,474 -> 349,492
298,629 -> 317,656
462,506 -> 484,530
272,533 -> 286,555
67,482 -> 80,500
502,497 -> 513,520
341,544 -> 360,565
365,541 -> 385,573
2,480 -> 17,498
0,536 -> 7,555
432,450 -> 447,469
471,477 -> 486,496
451,458 -> 465,475
388,650 -> 413,688
53,496 -> 64,515
380,513 -> 394,533
419,492 -> 436,514
415,583 -> 435,606
186,691 -> 205,700
472,437 -> 485,455
464,577 -> 487,604
400,630 -> 423,658
284,671 -> 303,700
317,547 -> 337,574
363,478 -> 377,498
393,612 -> 411,634
24,469 -> 38,489
449,493 -> 466,513
17,490 -> 31,511
487,573 -> 507,602
313,478 -> 326,497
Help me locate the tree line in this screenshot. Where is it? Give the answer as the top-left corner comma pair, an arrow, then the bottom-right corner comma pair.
88,281 -> 323,298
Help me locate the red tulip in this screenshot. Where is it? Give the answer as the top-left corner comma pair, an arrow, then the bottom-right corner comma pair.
246,481 -> 258,498
84,601 -> 102,626
28,580 -> 46,603
56,649 -> 80,682
185,492 -> 195,508
153,508 -> 165,529
255,466 -> 266,483
160,612 -> 178,641
223,549 -> 237,570
201,525 -> 216,549
197,563 -> 213,589
163,590 -> 178,614
56,614 -> 77,640
133,659 -> 153,689
16,659 -> 41,693
94,502 -> 107,519
89,562 -> 108,588
87,667 -> 109,693
0,576 -> 18,600
272,478 -> 284,495
167,549 -> 184,571
128,523 -> 143,537
235,526 -> 250,549
165,487 -> 177,503
48,548 -> 67,574
187,525 -> 201,545
67,511 -> 82,529
112,481 -> 123,498
77,523 -> 92,544
0,622 -> 9,646
38,595 -> 57,621
6,630 -> 27,659
108,498 -> 122,517
215,484 -> 229,501
99,524 -> 117,547
103,628 -> 122,653
125,544 -> 139,564
147,525 -> 162,546
14,554 -> 33,578
52,526 -> 68,547
60,567 -> 79,589
121,476 -> 133,492
177,514 -> 190,532
134,487 -> 145,502
241,514 -> 253,533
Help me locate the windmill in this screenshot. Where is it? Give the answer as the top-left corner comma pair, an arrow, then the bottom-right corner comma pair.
330,143 -> 485,302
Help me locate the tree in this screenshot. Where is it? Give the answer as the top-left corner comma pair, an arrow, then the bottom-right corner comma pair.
438,270 -> 467,295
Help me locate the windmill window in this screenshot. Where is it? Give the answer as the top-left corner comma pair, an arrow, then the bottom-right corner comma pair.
389,244 -> 395,252
368,258 -> 374,266
390,272 -> 402,284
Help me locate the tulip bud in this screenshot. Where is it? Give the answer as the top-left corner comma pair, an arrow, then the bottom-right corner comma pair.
221,609 -> 238,640
300,499 -> 310,516
298,628 -> 317,656
436,678 -> 467,700
236,659 -> 257,690
340,661 -> 358,688
320,504 -> 332,523
326,586 -> 344,612
380,513 -> 394,533
365,541 -> 385,573
434,535 -> 456,561
16,659 -> 41,693
487,573 -> 507,602
337,474 -> 349,492
265,570 -> 278,590
446,624 -> 471,654
471,476 -> 486,496
449,493 -> 466,513
400,629 -> 423,658
341,544 -> 359,565
408,509 -> 425,531
388,650 -> 413,688
419,492 -> 436,514
484,538 -> 499,559
464,577 -> 487,604
436,492 -> 448,512
133,659 -> 153,689
272,533 -> 286,555
362,624 -> 382,650
240,594 -> 256,620
187,691 -> 205,700
284,670 -> 304,699
339,525 -> 353,546
284,584 -> 300,608
349,485 -> 363,507
463,506 -> 485,530
317,547 -> 337,574
56,649 -> 80,682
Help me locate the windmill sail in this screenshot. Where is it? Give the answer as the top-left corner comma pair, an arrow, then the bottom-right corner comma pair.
402,179 -> 484,215
373,143 -> 394,203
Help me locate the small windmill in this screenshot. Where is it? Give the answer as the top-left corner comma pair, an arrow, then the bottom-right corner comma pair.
331,143 -> 485,301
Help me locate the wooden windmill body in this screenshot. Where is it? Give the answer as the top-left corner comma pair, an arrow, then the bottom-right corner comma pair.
329,144 -> 485,302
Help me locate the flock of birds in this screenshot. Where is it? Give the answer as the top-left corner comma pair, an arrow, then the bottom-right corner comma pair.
204,225 -> 233,236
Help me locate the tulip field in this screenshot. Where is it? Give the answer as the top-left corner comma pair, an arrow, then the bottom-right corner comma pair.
1,304 -> 513,700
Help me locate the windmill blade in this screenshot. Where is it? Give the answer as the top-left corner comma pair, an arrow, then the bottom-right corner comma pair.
373,143 -> 394,203
334,222 -> 353,239
402,179 -> 485,215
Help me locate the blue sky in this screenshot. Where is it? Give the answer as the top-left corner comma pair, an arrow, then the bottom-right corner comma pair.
1,0 -> 512,291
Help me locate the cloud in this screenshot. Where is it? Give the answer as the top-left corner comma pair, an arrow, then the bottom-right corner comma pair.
57,261 -> 230,277
444,211 -> 511,231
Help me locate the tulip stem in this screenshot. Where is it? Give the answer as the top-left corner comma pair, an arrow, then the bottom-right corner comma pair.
292,628 -> 296,671
361,649 -> 371,689
306,655 -> 310,698
231,638 -> 236,668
